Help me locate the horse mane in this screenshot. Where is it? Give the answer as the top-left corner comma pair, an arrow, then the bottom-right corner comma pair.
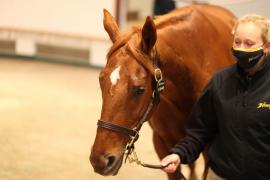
154,5 -> 194,29
106,27 -> 156,75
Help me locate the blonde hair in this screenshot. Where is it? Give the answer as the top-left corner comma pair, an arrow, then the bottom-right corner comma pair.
232,14 -> 270,44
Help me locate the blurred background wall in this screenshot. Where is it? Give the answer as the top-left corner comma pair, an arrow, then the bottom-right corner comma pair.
0,0 -> 115,67
0,1 -> 269,180
0,0 -> 269,68
127,0 -> 270,27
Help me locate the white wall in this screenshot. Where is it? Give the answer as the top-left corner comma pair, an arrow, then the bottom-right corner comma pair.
0,0 -> 117,67
220,0 -> 270,18
0,0 -> 115,38
1,0 -> 269,67
127,0 -> 270,22
176,0 -> 270,18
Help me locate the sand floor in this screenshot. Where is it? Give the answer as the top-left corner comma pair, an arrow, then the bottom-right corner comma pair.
0,57 -> 203,180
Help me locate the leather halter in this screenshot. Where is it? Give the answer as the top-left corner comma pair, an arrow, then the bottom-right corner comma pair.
96,47 -> 187,180
97,46 -> 165,157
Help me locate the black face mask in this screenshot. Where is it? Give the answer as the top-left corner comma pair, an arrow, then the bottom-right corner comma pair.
232,47 -> 264,69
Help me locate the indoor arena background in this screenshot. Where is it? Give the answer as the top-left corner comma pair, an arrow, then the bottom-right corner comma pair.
0,0 -> 269,180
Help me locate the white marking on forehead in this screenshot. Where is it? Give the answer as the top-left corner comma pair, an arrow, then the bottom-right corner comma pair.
110,66 -> 121,85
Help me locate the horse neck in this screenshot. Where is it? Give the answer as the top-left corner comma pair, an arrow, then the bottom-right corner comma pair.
157,42 -> 208,95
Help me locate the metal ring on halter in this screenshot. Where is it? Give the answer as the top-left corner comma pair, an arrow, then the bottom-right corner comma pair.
154,68 -> 163,81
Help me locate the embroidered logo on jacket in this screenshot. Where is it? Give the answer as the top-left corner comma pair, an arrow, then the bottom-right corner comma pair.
257,102 -> 270,109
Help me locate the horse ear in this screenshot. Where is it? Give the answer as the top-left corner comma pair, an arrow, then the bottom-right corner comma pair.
141,16 -> 157,53
103,9 -> 120,43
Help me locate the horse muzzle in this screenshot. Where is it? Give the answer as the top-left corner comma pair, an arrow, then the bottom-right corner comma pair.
90,149 -> 124,176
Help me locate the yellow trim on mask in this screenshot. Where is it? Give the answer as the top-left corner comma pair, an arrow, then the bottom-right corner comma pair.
257,102 -> 270,109
233,47 -> 263,52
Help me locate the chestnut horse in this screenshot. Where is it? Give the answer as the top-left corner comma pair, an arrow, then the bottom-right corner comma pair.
90,3 -> 235,180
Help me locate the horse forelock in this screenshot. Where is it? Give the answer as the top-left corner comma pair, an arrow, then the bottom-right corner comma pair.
106,28 -> 140,59
106,27 -> 155,76
126,43 -> 155,76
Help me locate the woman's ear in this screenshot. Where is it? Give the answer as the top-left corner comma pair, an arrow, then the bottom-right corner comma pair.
263,41 -> 270,53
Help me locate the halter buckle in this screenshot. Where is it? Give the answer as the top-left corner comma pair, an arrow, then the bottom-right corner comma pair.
154,68 -> 163,82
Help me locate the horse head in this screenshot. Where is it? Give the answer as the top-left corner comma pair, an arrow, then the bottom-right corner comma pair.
90,9 -> 162,176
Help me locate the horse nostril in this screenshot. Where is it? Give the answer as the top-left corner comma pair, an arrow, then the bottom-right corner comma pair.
106,155 -> 116,167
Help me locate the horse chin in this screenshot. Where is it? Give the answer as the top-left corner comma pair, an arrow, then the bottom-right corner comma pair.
102,154 -> 124,176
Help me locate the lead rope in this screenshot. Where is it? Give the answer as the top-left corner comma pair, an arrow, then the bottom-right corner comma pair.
125,145 -> 187,180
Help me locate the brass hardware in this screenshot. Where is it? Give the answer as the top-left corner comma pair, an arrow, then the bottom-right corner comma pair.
154,68 -> 163,82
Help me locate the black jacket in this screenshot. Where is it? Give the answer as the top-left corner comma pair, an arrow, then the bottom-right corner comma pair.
170,55 -> 270,180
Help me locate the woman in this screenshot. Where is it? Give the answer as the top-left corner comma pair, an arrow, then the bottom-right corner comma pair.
161,14 -> 270,180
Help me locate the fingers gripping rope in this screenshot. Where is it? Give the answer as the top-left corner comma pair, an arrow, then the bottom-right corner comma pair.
125,148 -> 187,180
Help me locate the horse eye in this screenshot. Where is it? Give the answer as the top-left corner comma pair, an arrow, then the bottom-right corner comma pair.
132,86 -> 145,96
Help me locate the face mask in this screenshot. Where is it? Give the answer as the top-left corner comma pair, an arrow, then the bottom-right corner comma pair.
232,47 -> 264,69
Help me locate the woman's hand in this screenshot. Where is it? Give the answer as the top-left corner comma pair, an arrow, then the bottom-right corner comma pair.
161,153 -> 181,173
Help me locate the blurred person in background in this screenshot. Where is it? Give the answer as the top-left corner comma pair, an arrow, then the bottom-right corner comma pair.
153,0 -> 176,16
